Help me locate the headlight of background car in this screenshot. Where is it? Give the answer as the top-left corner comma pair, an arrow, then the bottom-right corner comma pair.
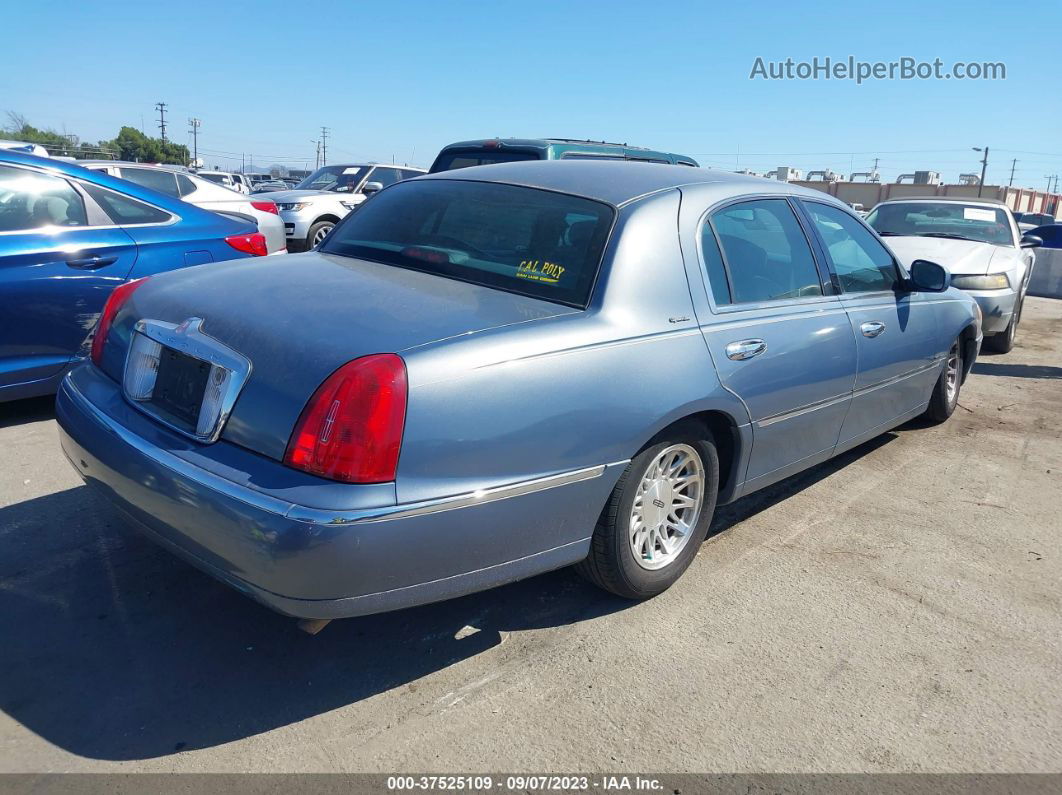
277,202 -> 308,212
950,273 -> 1010,290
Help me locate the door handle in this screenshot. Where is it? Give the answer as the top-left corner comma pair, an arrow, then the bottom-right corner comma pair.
66,254 -> 118,270
861,321 -> 886,338
725,339 -> 767,361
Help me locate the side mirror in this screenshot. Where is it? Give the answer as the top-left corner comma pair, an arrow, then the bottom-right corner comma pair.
908,259 -> 949,292
361,181 -> 384,196
1020,234 -> 1043,249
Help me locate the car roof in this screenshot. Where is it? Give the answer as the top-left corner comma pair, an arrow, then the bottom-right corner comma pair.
877,196 -> 1010,208
417,159 -> 835,207
435,138 -> 697,165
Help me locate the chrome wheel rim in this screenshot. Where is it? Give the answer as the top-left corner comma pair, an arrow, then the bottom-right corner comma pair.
629,443 -> 705,571
312,224 -> 333,246
944,344 -> 960,404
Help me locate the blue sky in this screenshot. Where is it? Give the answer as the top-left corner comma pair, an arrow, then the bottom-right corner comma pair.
3,0 -> 1060,186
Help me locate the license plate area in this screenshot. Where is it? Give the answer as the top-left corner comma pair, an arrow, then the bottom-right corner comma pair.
150,347 -> 212,429
122,317 -> 252,443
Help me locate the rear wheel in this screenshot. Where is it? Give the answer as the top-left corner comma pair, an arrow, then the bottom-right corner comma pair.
984,296 -> 1022,354
577,429 -> 719,599
307,220 -> 335,249
923,339 -> 962,423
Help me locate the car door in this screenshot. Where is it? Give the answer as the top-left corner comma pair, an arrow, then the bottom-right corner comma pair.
691,196 -> 858,492
798,199 -> 941,449
0,163 -> 138,393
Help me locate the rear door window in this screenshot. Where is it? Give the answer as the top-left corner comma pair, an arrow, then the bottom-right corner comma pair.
320,179 -> 614,307
366,167 -> 402,188
81,183 -> 173,225
710,199 -> 823,303
119,167 -> 180,198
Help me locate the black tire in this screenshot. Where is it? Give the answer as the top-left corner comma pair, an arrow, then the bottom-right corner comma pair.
983,297 -> 1022,354
922,339 -> 962,423
307,220 -> 335,249
577,426 -> 719,600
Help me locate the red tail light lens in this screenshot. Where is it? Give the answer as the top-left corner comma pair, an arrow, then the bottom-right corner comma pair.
90,277 -> 148,366
225,232 -> 268,256
250,201 -> 279,215
284,354 -> 407,484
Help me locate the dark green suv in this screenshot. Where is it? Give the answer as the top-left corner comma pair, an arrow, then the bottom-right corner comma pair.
429,138 -> 698,173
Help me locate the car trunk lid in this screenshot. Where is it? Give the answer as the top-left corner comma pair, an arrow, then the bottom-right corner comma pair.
119,252 -> 576,461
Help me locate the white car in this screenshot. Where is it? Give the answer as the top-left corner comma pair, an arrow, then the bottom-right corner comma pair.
865,197 -> 1040,353
81,162 -> 286,255
256,163 -> 426,250
197,170 -> 252,194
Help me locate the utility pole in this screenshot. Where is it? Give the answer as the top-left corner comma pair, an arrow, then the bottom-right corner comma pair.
188,118 -> 201,168
155,102 -> 168,141
1008,158 -> 1018,187
320,126 -> 329,165
973,146 -> 989,198
310,140 -> 319,169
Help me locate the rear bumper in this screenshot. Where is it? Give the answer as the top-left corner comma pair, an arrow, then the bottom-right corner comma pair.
56,368 -> 613,619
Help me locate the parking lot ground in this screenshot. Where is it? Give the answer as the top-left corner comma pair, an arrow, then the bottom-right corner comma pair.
0,298 -> 1060,773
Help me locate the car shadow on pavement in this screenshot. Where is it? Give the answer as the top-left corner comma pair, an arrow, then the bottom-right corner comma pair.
0,396 -> 56,429
971,362 -> 1062,379
0,434 -> 896,762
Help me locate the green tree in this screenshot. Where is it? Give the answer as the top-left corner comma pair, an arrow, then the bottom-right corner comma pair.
2,113 -> 189,165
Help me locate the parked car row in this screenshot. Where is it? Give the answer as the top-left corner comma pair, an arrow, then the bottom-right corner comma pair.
254,137 -> 698,251
0,149 -> 267,401
80,161 -> 286,255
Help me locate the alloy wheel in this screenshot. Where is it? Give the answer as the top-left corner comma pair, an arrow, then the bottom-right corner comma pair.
628,443 -> 705,570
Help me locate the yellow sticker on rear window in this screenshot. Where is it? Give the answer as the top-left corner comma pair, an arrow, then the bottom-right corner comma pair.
516,259 -> 566,284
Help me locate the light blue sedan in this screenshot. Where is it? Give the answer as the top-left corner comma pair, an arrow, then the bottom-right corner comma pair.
56,161 -> 981,623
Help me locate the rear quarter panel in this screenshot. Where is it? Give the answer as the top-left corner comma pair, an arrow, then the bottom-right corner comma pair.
396,190 -> 748,504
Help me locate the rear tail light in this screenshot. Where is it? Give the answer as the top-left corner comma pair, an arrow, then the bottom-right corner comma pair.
284,354 -> 407,484
225,232 -> 268,256
90,277 -> 148,366
250,201 -> 279,215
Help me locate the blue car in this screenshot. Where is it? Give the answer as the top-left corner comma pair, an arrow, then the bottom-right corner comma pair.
0,149 -> 268,402
56,161 -> 981,624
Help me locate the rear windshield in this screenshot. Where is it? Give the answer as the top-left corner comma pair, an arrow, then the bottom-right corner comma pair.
319,179 -> 614,307
429,149 -> 539,173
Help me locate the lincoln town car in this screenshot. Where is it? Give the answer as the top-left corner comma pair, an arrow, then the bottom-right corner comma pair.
56,161 -> 982,623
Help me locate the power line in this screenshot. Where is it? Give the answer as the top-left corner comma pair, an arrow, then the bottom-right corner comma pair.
155,102 -> 167,141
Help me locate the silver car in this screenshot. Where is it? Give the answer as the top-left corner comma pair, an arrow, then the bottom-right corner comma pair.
866,197 -> 1040,353
81,162 -> 287,255
257,163 -> 426,250
57,161 -> 980,624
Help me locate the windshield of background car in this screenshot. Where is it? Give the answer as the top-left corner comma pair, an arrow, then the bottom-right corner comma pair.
429,150 -> 540,173
295,165 -> 368,192
320,179 -> 615,307
866,202 -> 1014,245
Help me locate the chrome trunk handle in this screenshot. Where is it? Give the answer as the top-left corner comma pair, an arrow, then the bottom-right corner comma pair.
725,339 -> 767,361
